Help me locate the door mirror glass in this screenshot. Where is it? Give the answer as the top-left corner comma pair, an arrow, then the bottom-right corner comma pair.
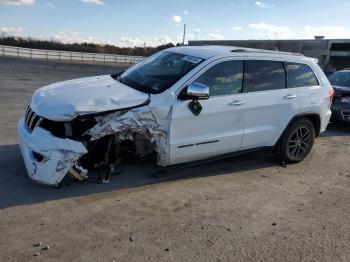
186,82 -> 210,100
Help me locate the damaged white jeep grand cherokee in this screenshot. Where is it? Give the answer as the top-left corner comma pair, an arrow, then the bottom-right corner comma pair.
18,46 -> 333,187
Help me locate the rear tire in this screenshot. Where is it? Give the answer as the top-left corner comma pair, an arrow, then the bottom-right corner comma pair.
274,118 -> 315,164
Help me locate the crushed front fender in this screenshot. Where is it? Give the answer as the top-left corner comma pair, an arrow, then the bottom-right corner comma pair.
85,106 -> 169,166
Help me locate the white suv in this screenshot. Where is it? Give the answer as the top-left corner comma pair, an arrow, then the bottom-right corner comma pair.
18,46 -> 333,187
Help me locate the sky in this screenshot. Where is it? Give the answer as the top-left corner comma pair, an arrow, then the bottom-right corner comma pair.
1,0 -> 350,47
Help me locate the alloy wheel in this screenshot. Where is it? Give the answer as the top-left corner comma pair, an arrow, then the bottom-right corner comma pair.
288,127 -> 311,158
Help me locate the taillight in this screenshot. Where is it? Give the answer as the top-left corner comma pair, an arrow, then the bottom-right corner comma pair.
328,88 -> 335,103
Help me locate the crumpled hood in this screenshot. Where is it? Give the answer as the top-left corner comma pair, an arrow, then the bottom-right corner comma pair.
332,85 -> 350,97
31,75 -> 149,121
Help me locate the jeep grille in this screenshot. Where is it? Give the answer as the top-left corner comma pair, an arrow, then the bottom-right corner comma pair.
24,106 -> 42,132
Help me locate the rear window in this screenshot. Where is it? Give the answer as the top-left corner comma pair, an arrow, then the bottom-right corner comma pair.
285,62 -> 319,88
243,60 -> 286,92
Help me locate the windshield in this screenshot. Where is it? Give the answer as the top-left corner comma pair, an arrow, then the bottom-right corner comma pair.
329,71 -> 350,87
116,51 -> 204,94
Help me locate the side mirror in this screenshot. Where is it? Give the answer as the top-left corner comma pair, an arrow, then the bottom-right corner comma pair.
186,82 -> 210,100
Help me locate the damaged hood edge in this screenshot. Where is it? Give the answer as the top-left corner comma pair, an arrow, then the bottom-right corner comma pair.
31,75 -> 150,121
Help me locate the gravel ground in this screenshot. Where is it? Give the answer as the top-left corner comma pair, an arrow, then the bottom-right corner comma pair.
0,56 -> 349,262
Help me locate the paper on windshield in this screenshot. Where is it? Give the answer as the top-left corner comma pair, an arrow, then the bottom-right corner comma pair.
182,55 -> 203,64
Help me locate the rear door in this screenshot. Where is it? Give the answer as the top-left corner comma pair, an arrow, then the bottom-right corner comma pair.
241,60 -> 301,149
284,61 -> 323,120
169,59 -> 246,164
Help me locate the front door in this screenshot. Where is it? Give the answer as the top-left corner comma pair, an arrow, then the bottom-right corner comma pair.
169,60 -> 246,165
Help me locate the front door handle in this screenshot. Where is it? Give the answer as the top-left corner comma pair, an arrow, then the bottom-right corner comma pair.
229,100 -> 245,106
283,94 -> 297,99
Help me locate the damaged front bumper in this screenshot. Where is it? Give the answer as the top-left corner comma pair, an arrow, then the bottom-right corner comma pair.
18,118 -> 88,186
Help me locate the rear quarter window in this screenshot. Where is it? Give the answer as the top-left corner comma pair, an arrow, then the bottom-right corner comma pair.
284,62 -> 319,88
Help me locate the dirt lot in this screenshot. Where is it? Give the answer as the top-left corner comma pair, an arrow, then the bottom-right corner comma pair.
0,56 -> 350,262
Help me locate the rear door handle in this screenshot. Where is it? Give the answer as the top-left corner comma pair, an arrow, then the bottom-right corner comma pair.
283,94 -> 297,99
229,100 -> 245,106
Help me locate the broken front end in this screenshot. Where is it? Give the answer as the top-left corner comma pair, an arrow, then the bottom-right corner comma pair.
18,106 -> 168,187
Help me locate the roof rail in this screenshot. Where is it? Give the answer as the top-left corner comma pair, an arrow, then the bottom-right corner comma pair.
230,47 -> 304,57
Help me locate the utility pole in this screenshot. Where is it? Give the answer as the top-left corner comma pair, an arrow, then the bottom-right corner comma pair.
182,23 -> 186,46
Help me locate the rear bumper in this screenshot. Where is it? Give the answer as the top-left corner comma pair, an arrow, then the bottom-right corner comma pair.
18,118 -> 88,186
321,109 -> 332,132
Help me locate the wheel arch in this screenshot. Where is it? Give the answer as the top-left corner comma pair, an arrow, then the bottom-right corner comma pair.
276,113 -> 321,146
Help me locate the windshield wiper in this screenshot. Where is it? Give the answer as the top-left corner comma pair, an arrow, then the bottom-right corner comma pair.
111,71 -> 124,81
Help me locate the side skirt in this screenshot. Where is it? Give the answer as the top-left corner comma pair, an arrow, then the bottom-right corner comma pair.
155,146 -> 272,177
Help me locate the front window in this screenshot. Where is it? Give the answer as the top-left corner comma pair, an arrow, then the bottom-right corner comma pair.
116,51 -> 204,94
329,71 -> 350,87
194,60 -> 243,96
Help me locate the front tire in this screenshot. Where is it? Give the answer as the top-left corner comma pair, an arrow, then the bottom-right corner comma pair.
274,118 -> 315,164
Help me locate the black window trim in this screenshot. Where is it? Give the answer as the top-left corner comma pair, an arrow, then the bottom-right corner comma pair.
176,58 -> 320,99
282,62 -> 288,90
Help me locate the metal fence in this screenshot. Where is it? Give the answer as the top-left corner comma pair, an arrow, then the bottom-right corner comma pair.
0,44 -> 144,64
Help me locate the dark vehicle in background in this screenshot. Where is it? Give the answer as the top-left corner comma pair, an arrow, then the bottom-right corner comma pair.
329,69 -> 350,122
